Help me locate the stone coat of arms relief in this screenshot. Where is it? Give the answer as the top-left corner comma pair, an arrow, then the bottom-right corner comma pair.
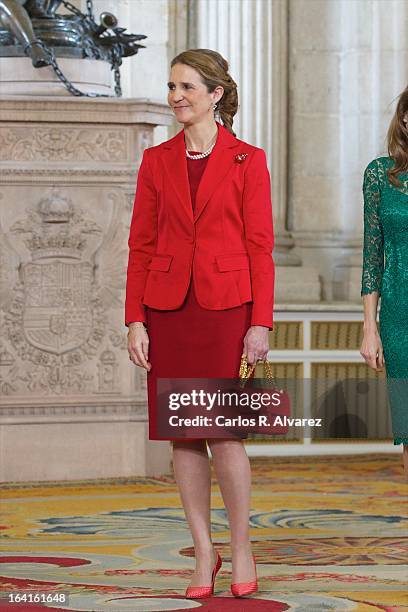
0,189 -> 129,396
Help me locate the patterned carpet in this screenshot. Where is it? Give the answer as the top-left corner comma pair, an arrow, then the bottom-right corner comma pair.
0,453 -> 407,611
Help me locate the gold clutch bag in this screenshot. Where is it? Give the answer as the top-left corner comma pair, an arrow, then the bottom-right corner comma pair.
238,354 -> 291,434
239,354 -> 274,386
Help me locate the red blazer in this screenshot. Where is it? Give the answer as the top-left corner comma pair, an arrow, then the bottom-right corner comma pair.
125,120 -> 275,328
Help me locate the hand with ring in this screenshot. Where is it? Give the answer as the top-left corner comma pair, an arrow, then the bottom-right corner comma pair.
243,325 -> 269,365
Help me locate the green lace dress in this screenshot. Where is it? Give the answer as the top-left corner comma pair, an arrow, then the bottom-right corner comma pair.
361,156 -> 408,445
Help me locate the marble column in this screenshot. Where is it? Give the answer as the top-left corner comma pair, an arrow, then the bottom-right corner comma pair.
192,0 -> 320,302
288,0 -> 408,301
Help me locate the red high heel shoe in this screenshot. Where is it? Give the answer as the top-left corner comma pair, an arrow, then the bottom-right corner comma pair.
185,550 -> 222,599
231,552 -> 258,597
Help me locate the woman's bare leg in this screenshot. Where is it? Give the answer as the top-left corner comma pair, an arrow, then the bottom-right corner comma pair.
207,438 -> 256,583
171,440 -> 218,587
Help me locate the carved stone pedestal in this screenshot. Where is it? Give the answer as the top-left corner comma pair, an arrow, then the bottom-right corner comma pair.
0,96 -> 172,482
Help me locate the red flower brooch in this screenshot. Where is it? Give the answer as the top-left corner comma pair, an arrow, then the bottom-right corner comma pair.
234,153 -> 248,163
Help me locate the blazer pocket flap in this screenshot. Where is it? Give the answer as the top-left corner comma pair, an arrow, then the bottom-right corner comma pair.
216,253 -> 250,272
147,254 -> 173,271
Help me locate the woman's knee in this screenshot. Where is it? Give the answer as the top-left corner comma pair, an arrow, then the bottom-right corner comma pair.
207,438 -> 244,454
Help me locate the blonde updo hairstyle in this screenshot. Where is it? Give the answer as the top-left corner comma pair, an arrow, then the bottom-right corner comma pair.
170,49 -> 238,136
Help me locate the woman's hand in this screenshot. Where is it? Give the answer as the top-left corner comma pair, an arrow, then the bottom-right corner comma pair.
243,325 -> 269,365
127,323 -> 151,371
360,326 -> 384,371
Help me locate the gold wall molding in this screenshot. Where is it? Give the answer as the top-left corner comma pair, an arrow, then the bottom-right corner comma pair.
269,321 -> 303,350
311,321 -> 366,350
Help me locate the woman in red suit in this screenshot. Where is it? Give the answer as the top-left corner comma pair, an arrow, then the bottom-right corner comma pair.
125,49 -> 274,598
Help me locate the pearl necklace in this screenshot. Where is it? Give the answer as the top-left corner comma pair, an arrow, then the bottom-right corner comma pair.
185,142 -> 215,159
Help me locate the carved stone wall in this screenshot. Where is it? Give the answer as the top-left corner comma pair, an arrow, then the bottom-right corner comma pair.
0,97 -> 172,481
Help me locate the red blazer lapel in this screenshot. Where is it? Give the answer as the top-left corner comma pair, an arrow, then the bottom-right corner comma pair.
161,121 -> 240,224
194,122 -> 240,222
161,129 -> 193,224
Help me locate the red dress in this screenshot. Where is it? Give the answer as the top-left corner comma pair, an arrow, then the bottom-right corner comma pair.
146,151 -> 253,440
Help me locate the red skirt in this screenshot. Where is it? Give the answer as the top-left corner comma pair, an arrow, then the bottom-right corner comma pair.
146,276 -> 253,440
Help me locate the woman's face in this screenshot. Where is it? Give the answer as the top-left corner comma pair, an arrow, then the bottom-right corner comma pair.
167,63 -> 223,126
